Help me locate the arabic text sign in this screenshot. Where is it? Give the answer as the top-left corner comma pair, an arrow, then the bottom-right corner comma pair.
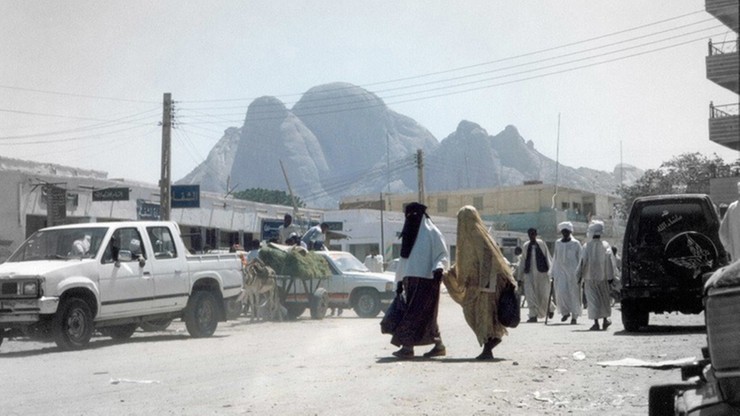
92,187 -> 130,201
137,199 -> 161,220
171,185 -> 200,208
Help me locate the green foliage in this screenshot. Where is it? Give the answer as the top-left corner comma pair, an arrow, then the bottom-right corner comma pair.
232,188 -> 305,207
616,152 -> 740,218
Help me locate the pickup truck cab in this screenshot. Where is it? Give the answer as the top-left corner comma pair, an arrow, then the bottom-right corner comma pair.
321,251 -> 395,318
0,221 -> 243,350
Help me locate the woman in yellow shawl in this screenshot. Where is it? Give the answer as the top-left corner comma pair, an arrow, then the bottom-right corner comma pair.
444,206 -> 518,360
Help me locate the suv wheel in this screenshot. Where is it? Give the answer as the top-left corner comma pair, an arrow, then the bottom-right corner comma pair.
621,300 -> 649,332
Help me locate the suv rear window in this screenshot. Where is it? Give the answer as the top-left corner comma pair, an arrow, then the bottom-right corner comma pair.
630,201 -> 712,248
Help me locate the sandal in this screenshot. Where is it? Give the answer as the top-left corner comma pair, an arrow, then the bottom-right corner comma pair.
422,346 -> 446,358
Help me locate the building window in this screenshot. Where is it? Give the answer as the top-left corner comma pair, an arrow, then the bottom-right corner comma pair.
573,203 -> 581,214
437,198 -> 448,213
561,202 -> 570,210
473,197 -> 483,210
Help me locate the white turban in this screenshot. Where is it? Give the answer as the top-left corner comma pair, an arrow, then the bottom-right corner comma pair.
588,220 -> 604,237
558,221 -> 573,232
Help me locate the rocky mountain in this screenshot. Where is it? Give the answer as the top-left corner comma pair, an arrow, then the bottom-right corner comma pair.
177,82 -> 639,208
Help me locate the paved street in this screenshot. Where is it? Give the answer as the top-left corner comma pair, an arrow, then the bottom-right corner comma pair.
1,295 -> 707,415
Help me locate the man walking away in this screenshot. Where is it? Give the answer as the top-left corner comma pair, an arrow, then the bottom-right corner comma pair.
577,221 -> 615,331
516,228 -> 553,323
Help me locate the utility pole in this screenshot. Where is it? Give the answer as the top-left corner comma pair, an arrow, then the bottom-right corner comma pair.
416,149 -> 425,204
159,93 -> 173,221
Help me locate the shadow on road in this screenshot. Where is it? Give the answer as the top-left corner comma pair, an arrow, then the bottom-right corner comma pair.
0,332 -> 225,358
376,356 -> 508,364
613,325 -> 706,336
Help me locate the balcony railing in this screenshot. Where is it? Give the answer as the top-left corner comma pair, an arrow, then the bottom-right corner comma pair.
709,39 -> 739,56
710,102 -> 740,118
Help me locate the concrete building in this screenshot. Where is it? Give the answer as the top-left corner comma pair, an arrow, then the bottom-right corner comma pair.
340,182 -> 624,245
0,156 -> 324,261
705,0 -> 739,152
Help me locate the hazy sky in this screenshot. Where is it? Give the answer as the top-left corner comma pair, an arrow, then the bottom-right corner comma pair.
1,0 -> 738,187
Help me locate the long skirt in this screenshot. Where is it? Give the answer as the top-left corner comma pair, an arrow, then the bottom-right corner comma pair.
391,276 -> 442,347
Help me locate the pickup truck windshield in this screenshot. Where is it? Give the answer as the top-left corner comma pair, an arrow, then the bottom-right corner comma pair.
7,227 -> 109,262
326,252 -> 370,273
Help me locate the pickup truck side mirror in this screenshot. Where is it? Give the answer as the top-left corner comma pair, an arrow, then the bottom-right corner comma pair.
138,255 -> 146,268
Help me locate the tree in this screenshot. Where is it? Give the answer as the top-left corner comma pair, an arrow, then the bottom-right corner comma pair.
232,188 -> 305,208
616,152 -> 739,218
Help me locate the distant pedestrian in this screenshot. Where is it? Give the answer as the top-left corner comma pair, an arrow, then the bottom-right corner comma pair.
389,202 -> 449,359
516,228 -> 553,322
364,248 -> 384,273
550,222 -> 582,324
719,181 -> 740,262
577,221 -> 615,331
444,206 -> 518,360
278,214 -> 301,245
301,222 -> 329,250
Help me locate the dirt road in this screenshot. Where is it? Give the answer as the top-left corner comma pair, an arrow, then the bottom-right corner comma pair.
1,295 -> 706,415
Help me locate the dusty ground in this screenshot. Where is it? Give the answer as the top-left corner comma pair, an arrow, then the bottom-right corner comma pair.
1,294 -> 706,415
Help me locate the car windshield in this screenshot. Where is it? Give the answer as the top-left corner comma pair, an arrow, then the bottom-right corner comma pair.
327,252 -> 370,273
7,227 -> 109,262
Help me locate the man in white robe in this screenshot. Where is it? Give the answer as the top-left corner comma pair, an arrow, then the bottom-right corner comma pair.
516,228 -> 553,322
278,214 -> 300,244
577,221 -> 615,331
719,181 -> 740,262
364,249 -> 384,273
550,222 -> 582,324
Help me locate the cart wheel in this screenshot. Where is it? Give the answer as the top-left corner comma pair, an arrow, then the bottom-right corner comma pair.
310,288 -> 329,320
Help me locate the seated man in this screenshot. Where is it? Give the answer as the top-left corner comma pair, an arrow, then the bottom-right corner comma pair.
71,234 -> 91,256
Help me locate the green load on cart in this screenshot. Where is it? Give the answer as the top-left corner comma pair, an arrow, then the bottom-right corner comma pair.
259,245 -> 331,279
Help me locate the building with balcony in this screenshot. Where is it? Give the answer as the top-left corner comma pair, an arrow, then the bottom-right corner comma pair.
705,0 -> 739,150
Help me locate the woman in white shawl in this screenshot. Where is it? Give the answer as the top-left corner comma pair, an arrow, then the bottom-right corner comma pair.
444,206 -> 518,360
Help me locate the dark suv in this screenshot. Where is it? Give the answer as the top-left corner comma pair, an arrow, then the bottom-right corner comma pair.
620,194 -> 728,332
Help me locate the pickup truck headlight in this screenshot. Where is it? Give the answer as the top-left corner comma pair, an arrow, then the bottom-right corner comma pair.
22,281 -> 39,296
0,277 -> 42,298
385,282 -> 394,292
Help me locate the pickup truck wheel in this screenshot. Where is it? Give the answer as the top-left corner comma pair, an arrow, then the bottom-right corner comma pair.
103,324 -> 138,340
354,289 -> 382,318
53,297 -> 94,350
310,289 -> 329,320
140,318 -> 173,332
184,291 -> 219,338
621,300 -> 649,332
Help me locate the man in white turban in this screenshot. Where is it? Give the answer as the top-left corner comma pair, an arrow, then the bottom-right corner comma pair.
719,181 -> 740,262
550,221 -> 582,324
444,206 -> 518,359
516,227 -> 553,322
577,220 -> 615,331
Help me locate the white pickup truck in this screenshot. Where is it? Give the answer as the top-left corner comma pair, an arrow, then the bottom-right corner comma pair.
320,251 -> 395,318
0,221 -> 243,350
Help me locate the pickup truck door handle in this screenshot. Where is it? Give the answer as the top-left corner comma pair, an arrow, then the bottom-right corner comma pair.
143,271 -> 152,276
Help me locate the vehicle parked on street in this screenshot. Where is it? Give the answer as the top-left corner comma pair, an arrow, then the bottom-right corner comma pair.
0,221 -> 244,350
648,260 -> 740,415
321,251 -> 395,318
620,194 -> 729,332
